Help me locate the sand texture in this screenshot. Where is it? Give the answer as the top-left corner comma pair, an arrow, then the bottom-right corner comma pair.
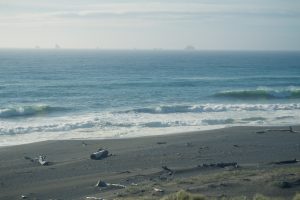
0,126 -> 300,199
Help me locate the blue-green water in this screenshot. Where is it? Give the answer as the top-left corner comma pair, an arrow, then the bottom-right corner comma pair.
1,50 -> 300,146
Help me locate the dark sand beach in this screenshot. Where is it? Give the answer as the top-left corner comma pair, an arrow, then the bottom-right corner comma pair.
1,126 -> 300,200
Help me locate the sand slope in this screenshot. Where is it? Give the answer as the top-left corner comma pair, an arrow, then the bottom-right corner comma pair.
0,126 -> 300,199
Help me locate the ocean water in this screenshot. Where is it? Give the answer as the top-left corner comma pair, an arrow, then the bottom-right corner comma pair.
0,49 -> 300,146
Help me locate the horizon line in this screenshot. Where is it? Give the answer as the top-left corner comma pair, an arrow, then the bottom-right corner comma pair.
0,47 -> 300,52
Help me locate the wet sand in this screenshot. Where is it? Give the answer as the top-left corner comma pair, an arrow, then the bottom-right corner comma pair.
0,126 -> 300,199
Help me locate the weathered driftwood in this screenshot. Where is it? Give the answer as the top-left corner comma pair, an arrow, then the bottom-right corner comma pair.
24,155 -> 49,166
157,141 -> 167,145
90,149 -> 109,160
38,155 -> 49,166
272,159 -> 299,165
86,197 -> 104,200
162,166 -> 174,175
24,156 -> 35,162
199,162 -> 238,168
95,180 -> 108,187
153,187 -> 164,193
278,179 -> 300,189
95,180 -> 126,189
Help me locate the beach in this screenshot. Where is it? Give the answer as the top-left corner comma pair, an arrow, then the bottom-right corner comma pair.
1,126 -> 300,199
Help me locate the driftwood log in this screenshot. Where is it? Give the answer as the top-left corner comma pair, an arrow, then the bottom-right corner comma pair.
162,166 -> 174,175
199,162 -> 238,168
271,159 -> 299,165
90,149 -> 109,160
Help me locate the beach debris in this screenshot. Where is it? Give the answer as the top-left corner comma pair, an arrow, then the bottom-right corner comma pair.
24,156 -> 35,162
95,180 -> 108,187
38,155 -> 49,166
162,166 -> 174,175
157,141 -> 167,145
119,170 -> 131,174
233,144 -> 240,148
90,149 -> 109,160
95,180 -> 126,189
153,187 -> 164,193
86,197 -> 104,200
199,162 -> 238,168
256,131 -> 266,134
21,195 -> 27,199
82,141 -> 87,146
109,183 -> 126,189
278,179 -> 300,189
24,155 -> 49,166
271,159 -> 299,165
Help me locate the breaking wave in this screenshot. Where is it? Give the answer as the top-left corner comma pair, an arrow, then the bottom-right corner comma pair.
1,102 -> 300,136
123,103 -> 300,114
214,87 -> 300,99
0,105 -> 67,118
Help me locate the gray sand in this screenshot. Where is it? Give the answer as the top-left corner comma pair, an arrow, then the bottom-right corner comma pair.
0,126 -> 300,199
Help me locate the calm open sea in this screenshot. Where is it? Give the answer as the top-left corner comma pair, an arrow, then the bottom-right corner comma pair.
0,49 -> 300,146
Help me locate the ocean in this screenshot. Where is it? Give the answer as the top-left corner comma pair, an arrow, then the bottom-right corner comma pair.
0,49 -> 300,146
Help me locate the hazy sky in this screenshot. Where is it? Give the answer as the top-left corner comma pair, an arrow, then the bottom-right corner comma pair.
0,0 -> 300,50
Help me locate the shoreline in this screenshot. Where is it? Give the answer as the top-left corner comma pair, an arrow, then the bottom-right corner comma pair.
1,125 -> 300,199
1,124 -> 300,148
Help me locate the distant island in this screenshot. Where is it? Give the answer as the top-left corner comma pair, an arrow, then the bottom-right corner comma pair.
184,45 -> 196,51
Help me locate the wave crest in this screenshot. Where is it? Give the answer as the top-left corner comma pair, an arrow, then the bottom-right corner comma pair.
214,87 -> 300,99
123,103 -> 300,114
0,105 -> 66,118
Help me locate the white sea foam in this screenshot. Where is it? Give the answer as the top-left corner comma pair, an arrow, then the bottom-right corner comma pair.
124,103 -> 300,114
215,87 -> 300,99
1,103 -> 300,146
0,105 -> 66,118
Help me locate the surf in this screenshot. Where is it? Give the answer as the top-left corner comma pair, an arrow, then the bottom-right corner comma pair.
0,105 -> 67,118
214,87 -> 300,99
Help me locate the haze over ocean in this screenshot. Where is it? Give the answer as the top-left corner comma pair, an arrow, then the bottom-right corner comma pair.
0,49 -> 300,146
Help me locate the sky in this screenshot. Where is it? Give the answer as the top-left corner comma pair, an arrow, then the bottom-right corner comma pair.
0,0 -> 300,50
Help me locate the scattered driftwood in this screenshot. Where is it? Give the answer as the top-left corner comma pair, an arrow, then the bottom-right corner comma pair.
257,126 -> 299,134
95,180 -> 126,189
38,155 -> 49,166
24,156 -> 35,162
86,197 -> 104,200
153,187 -> 164,193
119,170 -> 131,174
278,179 -> 300,189
199,162 -> 238,168
162,166 -> 174,175
24,155 -> 49,166
157,142 -> 167,145
271,159 -> 299,165
95,180 -> 108,187
90,149 -> 109,160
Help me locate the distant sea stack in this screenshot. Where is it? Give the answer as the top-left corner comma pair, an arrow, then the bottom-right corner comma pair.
185,45 -> 196,51
55,44 -> 61,49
